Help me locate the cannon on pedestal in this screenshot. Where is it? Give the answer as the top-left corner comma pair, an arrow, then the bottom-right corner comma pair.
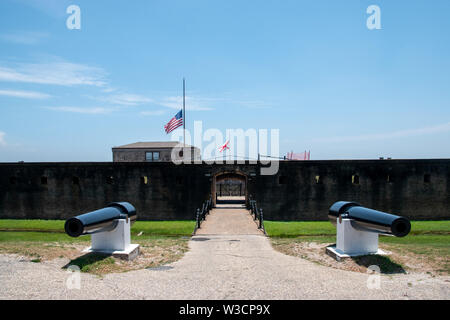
326,201 -> 411,260
64,202 -> 140,260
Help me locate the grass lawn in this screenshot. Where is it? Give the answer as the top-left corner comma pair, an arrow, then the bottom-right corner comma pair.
0,219 -> 448,275
0,219 -> 196,238
0,219 -> 195,275
265,220 -> 450,275
264,220 -> 450,237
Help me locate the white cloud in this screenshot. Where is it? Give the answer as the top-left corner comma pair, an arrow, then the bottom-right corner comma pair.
0,31 -> 49,45
96,93 -> 153,106
140,110 -> 166,116
44,106 -> 112,114
0,89 -> 51,99
0,60 -> 107,87
0,131 -> 5,146
313,122 -> 450,143
15,0 -> 71,18
158,96 -> 213,111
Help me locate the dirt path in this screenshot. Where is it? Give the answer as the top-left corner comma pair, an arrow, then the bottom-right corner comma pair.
0,208 -> 449,299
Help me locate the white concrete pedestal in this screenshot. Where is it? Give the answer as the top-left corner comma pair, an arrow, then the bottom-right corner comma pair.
82,219 -> 140,261
326,218 -> 387,261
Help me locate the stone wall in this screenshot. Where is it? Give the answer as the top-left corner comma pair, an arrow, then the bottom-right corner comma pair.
0,159 -> 448,221
250,160 -> 450,221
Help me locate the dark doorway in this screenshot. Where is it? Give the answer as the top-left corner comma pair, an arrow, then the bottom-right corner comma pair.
212,172 -> 248,206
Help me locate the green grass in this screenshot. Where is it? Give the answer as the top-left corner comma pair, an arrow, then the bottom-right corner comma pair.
266,220 -> 450,274
1,219 -> 447,243
0,219 -> 195,275
379,234 -> 450,245
0,219 -> 65,232
264,221 -> 335,237
265,221 -> 450,254
131,221 -> 195,236
0,219 -> 196,239
0,231 -> 195,243
64,253 -> 115,273
264,220 -> 450,238
2,219 -> 447,237
0,231 -> 83,242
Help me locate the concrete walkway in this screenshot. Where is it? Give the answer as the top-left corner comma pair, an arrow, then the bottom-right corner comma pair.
195,208 -> 264,236
0,209 -> 448,299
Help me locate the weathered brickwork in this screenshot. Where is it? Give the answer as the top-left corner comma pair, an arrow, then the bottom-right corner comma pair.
0,159 -> 448,221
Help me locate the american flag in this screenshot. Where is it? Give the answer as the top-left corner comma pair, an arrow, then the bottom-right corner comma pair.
164,110 -> 183,134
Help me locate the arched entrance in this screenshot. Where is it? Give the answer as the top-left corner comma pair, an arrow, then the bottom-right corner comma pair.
211,171 -> 248,207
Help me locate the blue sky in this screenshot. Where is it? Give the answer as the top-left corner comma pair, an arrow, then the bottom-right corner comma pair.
0,0 -> 449,161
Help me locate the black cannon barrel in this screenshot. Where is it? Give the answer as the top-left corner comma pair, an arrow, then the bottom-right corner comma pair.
64,202 -> 137,237
328,201 -> 411,237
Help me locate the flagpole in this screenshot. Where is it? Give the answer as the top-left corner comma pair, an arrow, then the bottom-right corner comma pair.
183,78 -> 185,147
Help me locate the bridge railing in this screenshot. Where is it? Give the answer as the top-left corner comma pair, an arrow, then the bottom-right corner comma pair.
193,196 -> 212,235
248,197 -> 266,235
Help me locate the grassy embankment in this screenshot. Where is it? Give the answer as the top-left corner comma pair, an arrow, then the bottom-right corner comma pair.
0,220 -> 195,275
264,220 -> 450,274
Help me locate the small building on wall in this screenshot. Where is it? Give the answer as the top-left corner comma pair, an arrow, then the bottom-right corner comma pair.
112,141 -> 201,162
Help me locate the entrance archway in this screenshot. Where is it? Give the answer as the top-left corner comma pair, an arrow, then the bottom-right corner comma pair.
211,171 -> 248,207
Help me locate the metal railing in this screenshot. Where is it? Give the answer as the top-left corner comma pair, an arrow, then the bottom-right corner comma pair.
193,196 -> 213,234
248,197 -> 266,234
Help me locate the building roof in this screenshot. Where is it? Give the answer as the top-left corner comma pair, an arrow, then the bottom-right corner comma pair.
112,141 -> 197,149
